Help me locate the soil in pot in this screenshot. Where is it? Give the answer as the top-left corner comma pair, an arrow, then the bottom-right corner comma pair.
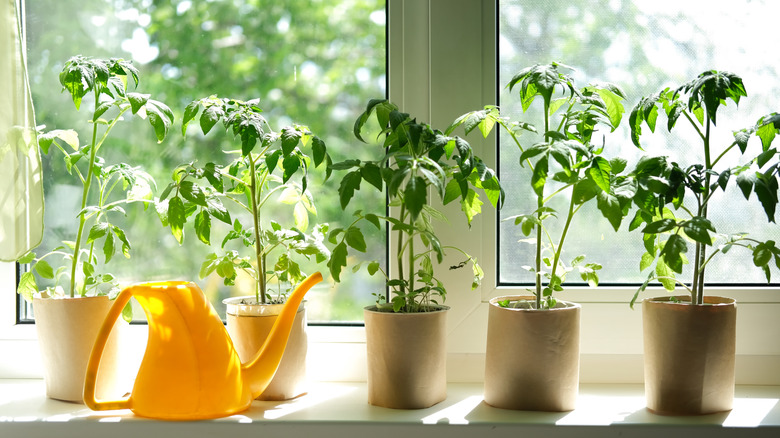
364,305 -> 449,409
224,298 -> 307,401
484,295 -> 581,412
643,295 -> 736,415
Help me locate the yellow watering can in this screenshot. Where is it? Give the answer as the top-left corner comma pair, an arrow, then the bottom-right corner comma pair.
83,272 -> 323,420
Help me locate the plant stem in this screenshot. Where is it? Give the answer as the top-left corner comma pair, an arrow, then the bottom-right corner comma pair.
248,154 -> 265,303
397,203 -> 406,300
697,117 -> 713,305
408,208 -> 415,311
550,195 -> 580,284
70,90 -> 101,298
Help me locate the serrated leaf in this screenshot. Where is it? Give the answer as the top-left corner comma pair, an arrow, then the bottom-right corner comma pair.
17,271 -> 38,300
328,242 -> 348,282
168,196 -> 186,244
338,170 -> 362,209
642,218 -> 677,234
682,217 -> 715,245
345,227 -> 367,252
103,231 -> 115,263
195,210 -> 211,245
588,156 -> 612,193
404,176 -> 427,220
34,260 -> 54,279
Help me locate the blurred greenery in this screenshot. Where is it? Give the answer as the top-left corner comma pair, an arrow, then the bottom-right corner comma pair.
25,0 -> 387,322
498,0 -> 780,287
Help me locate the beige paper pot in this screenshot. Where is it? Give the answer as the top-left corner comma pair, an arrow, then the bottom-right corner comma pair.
364,305 -> 449,409
33,295 -> 125,402
643,295 -> 736,415
224,297 -> 308,401
484,295 -> 581,411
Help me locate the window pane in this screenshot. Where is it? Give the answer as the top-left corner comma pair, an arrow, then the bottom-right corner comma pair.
498,0 -> 780,286
25,0 -> 386,322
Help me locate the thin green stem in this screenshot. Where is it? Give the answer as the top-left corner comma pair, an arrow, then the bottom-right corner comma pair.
408,209 -> 415,310
70,90 -> 102,298
550,198 -> 582,283
396,203 -> 406,300
248,153 -> 265,303
711,140 -> 739,168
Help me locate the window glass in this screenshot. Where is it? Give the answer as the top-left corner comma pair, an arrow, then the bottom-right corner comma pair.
23,0 -> 387,322
498,0 -> 780,286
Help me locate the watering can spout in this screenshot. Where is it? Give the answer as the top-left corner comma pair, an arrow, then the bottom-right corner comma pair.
83,271 -> 323,420
242,271 -> 322,398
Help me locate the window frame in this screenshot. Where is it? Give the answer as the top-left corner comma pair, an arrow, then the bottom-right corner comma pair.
2,0 -> 779,384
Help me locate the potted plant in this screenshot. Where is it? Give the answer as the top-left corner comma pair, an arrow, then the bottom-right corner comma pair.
450,62 -> 630,411
628,70 -> 780,415
15,55 -> 174,401
328,99 -> 503,409
156,96 -> 330,400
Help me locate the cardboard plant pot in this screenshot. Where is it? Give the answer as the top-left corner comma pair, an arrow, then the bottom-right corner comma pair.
643,295 -> 736,415
364,305 -> 449,409
484,295 -> 581,411
224,297 -> 308,401
33,295 -> 125,402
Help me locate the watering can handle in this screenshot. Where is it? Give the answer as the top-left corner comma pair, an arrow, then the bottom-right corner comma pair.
83,286 -> 134,411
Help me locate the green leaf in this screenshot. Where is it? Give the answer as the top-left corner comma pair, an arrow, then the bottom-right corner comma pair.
682,217 -> 715,245
736,171 -> 756,199
360,163 -> 383,191
642,218 -> 677,234
461,189 -> 483,226
404,176 -> 427,220
345,227 -> 367,252
86,223 -> 109,243
338,170 -> 362,209
753,241 -> 775,267
179,180 -> 208,207
113,226 -> 131,258
200,104 -> 224,135
660,234 -> 687,274
281,126 -> 302,155
102,231 -> 115,263
282,155 -> 301,182
195,210 -> 211,245
367,261 -> 381,276
17,252 -> 35,264
640,252 -> 655,272
588,156 -> 612,193
364,214 -> 382,230
311,136 -> 327,167
144,100 -> 175,143
168,196 -> 187,244
182,100 -> 201,136
530,156 -> 549,196
596,191 -> 623,231
650,259 -> 675,292
34,260 -> 54,279
17,271 -> 38,301
594,87 -> 625,130
328,242 -> 348,282
127,92 -> 150,114
121,301 -> 133,323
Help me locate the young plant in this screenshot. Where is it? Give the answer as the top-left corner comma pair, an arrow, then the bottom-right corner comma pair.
156,96 -> 330,304
450,62 -> 631,309
17,56 -> 173,316
328,99 -> 503,313
629,70 -> 780,306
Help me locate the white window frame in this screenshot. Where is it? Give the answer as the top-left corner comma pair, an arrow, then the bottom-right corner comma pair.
2,0 -> 779,385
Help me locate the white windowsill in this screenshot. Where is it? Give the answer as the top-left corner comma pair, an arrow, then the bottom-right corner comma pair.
1,380 -> 778,438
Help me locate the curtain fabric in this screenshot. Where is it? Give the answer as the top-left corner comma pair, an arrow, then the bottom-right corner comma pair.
0,0 -> 44,261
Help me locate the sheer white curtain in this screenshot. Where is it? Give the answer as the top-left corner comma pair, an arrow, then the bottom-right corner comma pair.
0,0 -> 43,261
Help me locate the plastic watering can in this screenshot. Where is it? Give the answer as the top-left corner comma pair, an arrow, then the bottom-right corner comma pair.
83,272 -> 323,420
